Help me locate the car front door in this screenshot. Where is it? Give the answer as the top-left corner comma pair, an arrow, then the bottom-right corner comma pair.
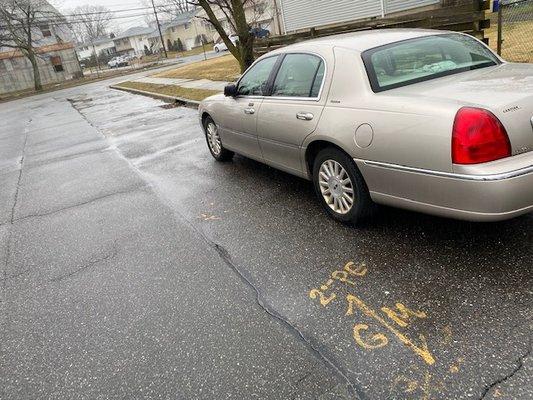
217,55 -> 279,161
256,53 -> 327,175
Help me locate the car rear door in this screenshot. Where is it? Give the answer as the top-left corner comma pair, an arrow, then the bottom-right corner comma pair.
256,53 -> 328,175
217,55 -> 280,160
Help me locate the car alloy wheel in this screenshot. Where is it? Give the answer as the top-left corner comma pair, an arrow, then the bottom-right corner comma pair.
312,147 -> 374,224
318,159 -> 355,214
206,121 -> 222,156
203,116 -> 234,162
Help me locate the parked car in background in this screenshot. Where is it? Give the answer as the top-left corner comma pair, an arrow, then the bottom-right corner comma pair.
199,29 -> 533,223
108,56 -> 128,68
250,27 -> 270,39
214,34 -> 239,53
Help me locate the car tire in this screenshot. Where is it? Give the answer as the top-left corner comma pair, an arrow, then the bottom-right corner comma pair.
203,116 -> 234,162
312,147 -> 374,225
215,47 -> 220,53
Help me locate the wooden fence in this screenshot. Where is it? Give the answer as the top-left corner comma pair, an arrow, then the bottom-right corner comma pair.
254,0 -> 491,56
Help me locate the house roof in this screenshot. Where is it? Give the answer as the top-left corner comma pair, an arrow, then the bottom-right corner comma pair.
114,26 -> 154,40
147,10 -> 197,38
78,36 -> 115,48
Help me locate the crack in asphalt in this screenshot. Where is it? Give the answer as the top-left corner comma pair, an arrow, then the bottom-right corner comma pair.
200,232 -> 363,400
69,95 -> 365,400
479,335 -> 532,399
49,241 -> 119,283
1,242 -> 119,284
13,185 -> 146,223
2,117 -> 31,290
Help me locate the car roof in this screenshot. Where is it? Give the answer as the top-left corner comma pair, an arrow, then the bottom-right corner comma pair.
275,28 -> 452,53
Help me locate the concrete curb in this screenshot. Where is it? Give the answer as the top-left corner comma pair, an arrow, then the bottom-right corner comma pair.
109,84 -> 201,109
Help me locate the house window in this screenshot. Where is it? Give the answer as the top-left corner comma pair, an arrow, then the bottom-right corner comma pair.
39,24 -> 52,37
51,56 -> 64,72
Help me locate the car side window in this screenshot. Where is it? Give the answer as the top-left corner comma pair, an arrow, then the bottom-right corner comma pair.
237,56 -> 278,96
271,54 -> 325,98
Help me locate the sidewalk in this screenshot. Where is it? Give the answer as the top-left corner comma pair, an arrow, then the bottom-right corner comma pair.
134,77 -> 228,91
110,75 -> 229,106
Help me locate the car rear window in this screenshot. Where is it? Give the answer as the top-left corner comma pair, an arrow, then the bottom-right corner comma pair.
362,33 -> 500,92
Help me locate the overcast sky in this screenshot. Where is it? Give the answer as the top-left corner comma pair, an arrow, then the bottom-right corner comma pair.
51,0 -> 149,32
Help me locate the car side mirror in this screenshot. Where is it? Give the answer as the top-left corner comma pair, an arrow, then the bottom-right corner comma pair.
224,83 -> 237,97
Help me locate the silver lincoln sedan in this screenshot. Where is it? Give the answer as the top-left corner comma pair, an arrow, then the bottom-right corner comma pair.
198,29 -> 533,224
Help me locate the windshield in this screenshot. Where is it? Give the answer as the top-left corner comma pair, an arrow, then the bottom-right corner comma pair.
362,33 -> 500,92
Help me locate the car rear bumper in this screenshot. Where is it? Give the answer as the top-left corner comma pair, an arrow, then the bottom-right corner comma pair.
355,154 -> 533,221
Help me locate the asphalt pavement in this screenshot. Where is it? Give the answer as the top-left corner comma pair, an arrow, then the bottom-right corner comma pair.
0,65 -> 531,399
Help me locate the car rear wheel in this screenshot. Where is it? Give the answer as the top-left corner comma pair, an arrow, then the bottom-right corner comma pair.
312,147 -> 374,224
203,116 -> 233,162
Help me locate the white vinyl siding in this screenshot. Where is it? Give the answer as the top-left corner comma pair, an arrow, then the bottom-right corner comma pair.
280,0 -> 439,33
385,0 -> 435,13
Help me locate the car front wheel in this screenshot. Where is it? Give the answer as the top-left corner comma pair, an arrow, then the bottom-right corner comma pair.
203,116 -> 233,162
312,147 -> 374,224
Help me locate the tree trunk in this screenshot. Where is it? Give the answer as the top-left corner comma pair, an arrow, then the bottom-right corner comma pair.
197,0 -> 255,73
238,35 -> 255,72
230,0 -> 255,72
27,50 -> 42,92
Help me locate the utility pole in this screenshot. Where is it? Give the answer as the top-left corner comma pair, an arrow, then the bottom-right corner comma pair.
193,17 -> 207,61
91,40 -> 100,78
151,0 -> 168,58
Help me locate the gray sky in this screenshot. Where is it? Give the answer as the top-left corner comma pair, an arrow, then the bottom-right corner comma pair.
51,0 -> 149,32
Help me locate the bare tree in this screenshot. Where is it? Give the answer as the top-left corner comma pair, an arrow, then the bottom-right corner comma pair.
69,5 -> 114,43
140,0 -> 192,26
0,0 -> 63,91
159,0 -> 193,17
190,0 -> 258,72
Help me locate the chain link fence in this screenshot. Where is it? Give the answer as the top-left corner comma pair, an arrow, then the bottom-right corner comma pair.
488,0 -> 533,63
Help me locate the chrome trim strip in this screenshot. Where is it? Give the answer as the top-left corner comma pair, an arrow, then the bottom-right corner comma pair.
357,159 -> 533,181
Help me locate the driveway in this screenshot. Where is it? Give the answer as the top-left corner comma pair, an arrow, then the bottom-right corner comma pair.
1,74 -> 531,399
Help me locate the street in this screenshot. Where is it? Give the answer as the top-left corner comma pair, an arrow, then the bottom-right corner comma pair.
1,69 -> 532,399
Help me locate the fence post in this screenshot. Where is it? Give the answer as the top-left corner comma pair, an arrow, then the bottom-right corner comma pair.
497,1 -> 503,55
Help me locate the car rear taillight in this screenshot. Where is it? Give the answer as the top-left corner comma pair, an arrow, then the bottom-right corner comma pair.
452,107 -> 511,164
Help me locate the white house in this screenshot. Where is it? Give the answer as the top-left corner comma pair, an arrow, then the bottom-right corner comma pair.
76,37 -> 116,62
278,0 -> 441,33
0,1 -> 82,93
113,26 -> 154,57
147,10 -> 211,52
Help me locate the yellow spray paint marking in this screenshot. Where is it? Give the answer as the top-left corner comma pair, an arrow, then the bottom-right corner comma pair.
391,371 -> 434,400
381,303 -> 427,328
346,294 -> 436,365
353,323 -> 389,349
449,357 -> 463,374
309,261 -> 367,307
309,288 -> 336,307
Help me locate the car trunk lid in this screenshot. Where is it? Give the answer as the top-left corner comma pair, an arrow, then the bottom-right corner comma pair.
391,63 -> 533,156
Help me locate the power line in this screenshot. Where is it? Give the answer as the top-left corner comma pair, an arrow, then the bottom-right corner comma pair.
0,3 -> 197,40
0,13 -> 159,30
39,5 -> 173,18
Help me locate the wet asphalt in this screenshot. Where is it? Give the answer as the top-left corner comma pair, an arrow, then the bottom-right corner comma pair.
0,68 -> 532,400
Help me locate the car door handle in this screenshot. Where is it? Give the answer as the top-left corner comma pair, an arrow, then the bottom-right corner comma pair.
244,108 -> 255,115
296,112 -> 314,121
